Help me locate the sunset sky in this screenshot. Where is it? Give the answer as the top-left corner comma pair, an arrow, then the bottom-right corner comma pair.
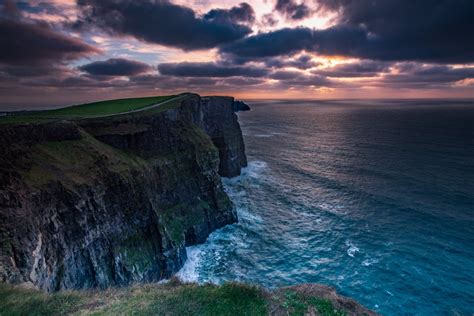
0,0 -> 473,109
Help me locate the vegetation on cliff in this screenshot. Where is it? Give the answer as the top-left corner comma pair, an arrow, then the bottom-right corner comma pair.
0,94 -> 186,124
0,280 -> 374,316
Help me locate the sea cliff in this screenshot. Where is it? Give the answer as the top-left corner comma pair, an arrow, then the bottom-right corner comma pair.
0,94 -> 246,291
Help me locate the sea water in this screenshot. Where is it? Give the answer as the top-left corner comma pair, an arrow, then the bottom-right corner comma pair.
178,99 -> 474,315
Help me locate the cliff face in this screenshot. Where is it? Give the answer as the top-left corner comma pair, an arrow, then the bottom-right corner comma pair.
198,97 -> 247,177
0,94 -> 247,292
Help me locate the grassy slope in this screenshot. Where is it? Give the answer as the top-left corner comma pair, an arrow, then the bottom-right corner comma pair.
0,94 -> 183,124
0,281 -> 348,316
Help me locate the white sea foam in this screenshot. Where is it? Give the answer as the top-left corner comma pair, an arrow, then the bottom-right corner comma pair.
362,258 -> 379,266
223,160 -> 267,223
222,160 -> 267,184
177,160 -> 267,283
242,160 -> 268,178
237,206 -> 263,223
345,240 -> 360,257
176,246 -> 202,282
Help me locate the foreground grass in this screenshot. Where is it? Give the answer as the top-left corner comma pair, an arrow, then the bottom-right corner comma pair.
0,94 -> 181,124
0,281 -> 348,316
0,282 -> 266,316
277,290 -> 346,316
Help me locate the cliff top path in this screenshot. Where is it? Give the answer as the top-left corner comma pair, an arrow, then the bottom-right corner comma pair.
0,93 -> 193,125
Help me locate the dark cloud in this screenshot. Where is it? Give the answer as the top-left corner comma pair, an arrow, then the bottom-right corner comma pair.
0,1 -> 97,82
0,64 -> 71,77
261,13 -> 278,27
222,0 -> 474,64
380,64 -> 474,88
275,0 -> 311,20
74,0 -> 252,50
281,74 -> 333,87
15,2 -> 61,15
265,54 -> 320,69
0,0 -> 21,18
158,62 -> 269,78
221,77 -> 265,86
79,58 -> 151,76
220,26 -> 366,60
269,70 -> 303,80
0,18 -> 99,65
315,0 -> 474,63
204,2 -> 255,25
315,60 -> 391,78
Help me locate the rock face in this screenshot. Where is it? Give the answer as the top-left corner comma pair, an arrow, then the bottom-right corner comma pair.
232,100 -> 251,112
199,97 -> 247,177
0,94 -> 247,292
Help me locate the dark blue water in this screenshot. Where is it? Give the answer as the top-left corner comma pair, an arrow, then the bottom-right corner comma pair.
178,100 -> 474,315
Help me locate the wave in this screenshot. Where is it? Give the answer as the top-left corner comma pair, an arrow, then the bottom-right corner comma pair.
345,240 -> 360,258
176,246 -> 202,282
177,160 -> 268,284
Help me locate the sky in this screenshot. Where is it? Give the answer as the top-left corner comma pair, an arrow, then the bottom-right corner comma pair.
0,0 -> 473,109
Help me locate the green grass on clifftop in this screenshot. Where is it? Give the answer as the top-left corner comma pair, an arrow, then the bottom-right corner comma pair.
0,281 -> 349,316
0,94 -> 187,124
0,282 -> 266,316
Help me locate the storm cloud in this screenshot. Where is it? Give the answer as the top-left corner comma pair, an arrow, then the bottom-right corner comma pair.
79,58 -> 152,76
315,61 -> 391,78
275,0 -> 311,20
222,0 -> 474,64
204,2 -> 255,25
158,62 -> 269,78
74,0 -> 252,50
220,26 -> 366,60
0,18 -> 98,65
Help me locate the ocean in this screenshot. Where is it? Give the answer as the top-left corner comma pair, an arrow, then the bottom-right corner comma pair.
178,99 -> 474,315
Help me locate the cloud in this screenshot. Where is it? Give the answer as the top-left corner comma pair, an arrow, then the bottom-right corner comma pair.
265,54 -> 320,69
261,13 -> 278,27
269,70 -> 303,80
204,2 -> 255,25
221,0 -> 474,64
79,58 -> 151,76
15,2 -> 61,15
379,64 -> 474,88
275,0 -> 311,20
0,64 -> 72,77
220,26 -> 366,60
315,0 -> 474,63
0,18 -> 99,65
279,73 -> 333,87
158,62 -> 269,77
315,60 -> 391,77
74,0 -> 252,50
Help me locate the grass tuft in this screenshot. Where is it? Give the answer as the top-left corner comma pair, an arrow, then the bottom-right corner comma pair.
0,282 -> 268,316
280,290 -> 346,316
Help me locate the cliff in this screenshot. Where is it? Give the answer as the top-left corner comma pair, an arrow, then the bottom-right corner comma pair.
0,94 -> 247,292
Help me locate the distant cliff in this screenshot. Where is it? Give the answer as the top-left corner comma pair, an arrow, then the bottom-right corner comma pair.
0,94 -> 247,291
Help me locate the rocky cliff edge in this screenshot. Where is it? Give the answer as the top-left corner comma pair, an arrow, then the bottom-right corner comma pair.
0,94 -> 247,291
